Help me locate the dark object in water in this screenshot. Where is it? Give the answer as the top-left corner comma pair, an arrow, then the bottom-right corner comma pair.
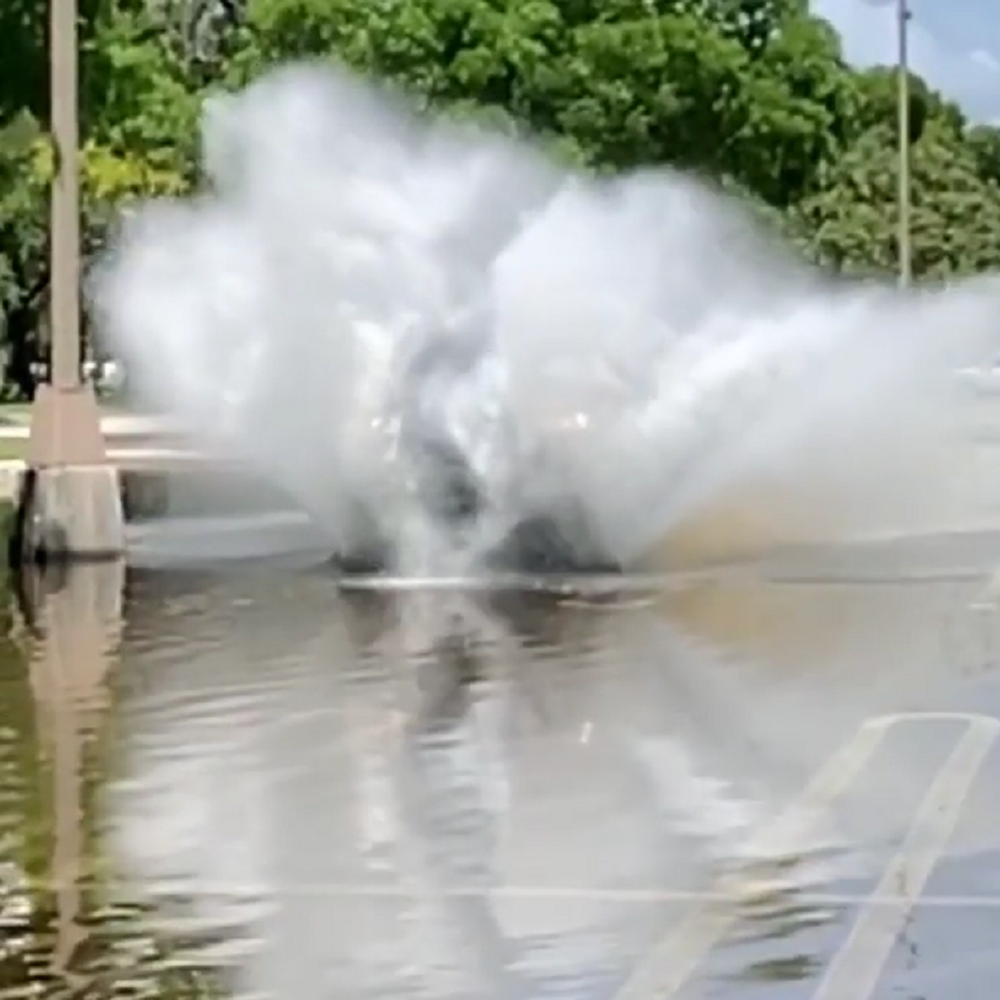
410,435 -> 483,525
483,512 -> 620,574
332,508 -> 620,577
332,328 -> 621,576
330,420 -> 619,575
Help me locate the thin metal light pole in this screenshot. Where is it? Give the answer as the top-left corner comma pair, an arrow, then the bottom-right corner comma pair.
50,0 -> 82,387
896,0 -> 912,285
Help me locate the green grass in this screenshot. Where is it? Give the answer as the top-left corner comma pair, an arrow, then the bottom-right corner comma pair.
0,402 -> 31,425
0,400 -> 132,423
0,438 -> 25,461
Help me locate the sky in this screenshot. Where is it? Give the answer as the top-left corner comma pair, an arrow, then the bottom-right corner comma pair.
812,0 -> 1000,123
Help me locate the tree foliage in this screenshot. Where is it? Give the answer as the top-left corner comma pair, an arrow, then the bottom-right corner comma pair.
967,124 -> 1000,187
1,0 -> 1000,396
797,120 -> 1000,278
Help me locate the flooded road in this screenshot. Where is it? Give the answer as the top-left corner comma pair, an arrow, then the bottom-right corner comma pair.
2,547 -> 1000,999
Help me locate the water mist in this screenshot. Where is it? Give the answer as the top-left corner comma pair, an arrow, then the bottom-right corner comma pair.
90,61 -> 1000,574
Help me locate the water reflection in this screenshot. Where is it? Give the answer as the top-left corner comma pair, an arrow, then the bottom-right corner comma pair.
0,562 -> 122,994
110,582 -> 698,1000
1,562 -> 999,998
102,570 -> 997,999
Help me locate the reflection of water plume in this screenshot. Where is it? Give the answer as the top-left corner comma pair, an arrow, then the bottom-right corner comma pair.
103,573 -> 1000,998
106,584 -> 695,999
91,61 -> 1000,572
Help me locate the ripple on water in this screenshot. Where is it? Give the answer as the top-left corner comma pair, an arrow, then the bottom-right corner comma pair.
2,565 -> 1000,998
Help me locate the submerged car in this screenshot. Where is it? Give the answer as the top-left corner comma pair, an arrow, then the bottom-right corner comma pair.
329,336 -> 620,576
330,425 -> 620,575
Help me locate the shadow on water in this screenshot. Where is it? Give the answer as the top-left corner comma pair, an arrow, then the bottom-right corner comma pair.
0,558 -> 1000,997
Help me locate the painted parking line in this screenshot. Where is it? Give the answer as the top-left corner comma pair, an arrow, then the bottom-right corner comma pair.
813,714 -> 999,1000
88,879 -> 1000,907
90,876 -> 1000,913
610,712 -> 999,1000
610,715 -> 890,1000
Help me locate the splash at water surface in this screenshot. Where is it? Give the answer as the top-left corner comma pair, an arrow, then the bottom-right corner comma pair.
90,61 -> 1000,574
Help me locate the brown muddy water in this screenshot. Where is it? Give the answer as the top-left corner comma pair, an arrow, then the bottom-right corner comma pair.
3,533 -> 1000,1000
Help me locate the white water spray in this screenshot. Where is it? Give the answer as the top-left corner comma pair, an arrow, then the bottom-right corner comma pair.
91,61 -> 1000,572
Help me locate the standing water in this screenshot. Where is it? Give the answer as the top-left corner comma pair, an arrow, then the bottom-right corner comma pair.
1,561 -> 1000,998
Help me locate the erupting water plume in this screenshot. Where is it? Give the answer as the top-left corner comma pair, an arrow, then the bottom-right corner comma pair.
91,61 -> 1000,574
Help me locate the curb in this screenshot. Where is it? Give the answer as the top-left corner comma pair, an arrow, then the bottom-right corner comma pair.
0,460 -> 23,500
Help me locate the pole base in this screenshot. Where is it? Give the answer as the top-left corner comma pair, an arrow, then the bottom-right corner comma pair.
12,465 -> 125,565
27,383 -> 108,467
12,382 -> 124,564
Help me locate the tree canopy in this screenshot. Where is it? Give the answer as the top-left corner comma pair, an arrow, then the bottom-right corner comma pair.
1,0 -> 1000,396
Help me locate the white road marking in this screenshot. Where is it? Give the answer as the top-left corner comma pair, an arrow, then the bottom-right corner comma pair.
93,713 -> 996,999
609,712 -> 998,1000
813,714 -> 999,1000
89,879 -> 1000,908
607,718 -> 887,1000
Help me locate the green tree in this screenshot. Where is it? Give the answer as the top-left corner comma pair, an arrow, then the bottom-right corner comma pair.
0,0 -> 200,396
966,123 -> 1000,186
2,0 -> 1000,396
796,120 -> 1000,278
0,113 -> 51,397
852,65 -> 966,145
724,12 -> 858,206
244,0 -> 857,204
